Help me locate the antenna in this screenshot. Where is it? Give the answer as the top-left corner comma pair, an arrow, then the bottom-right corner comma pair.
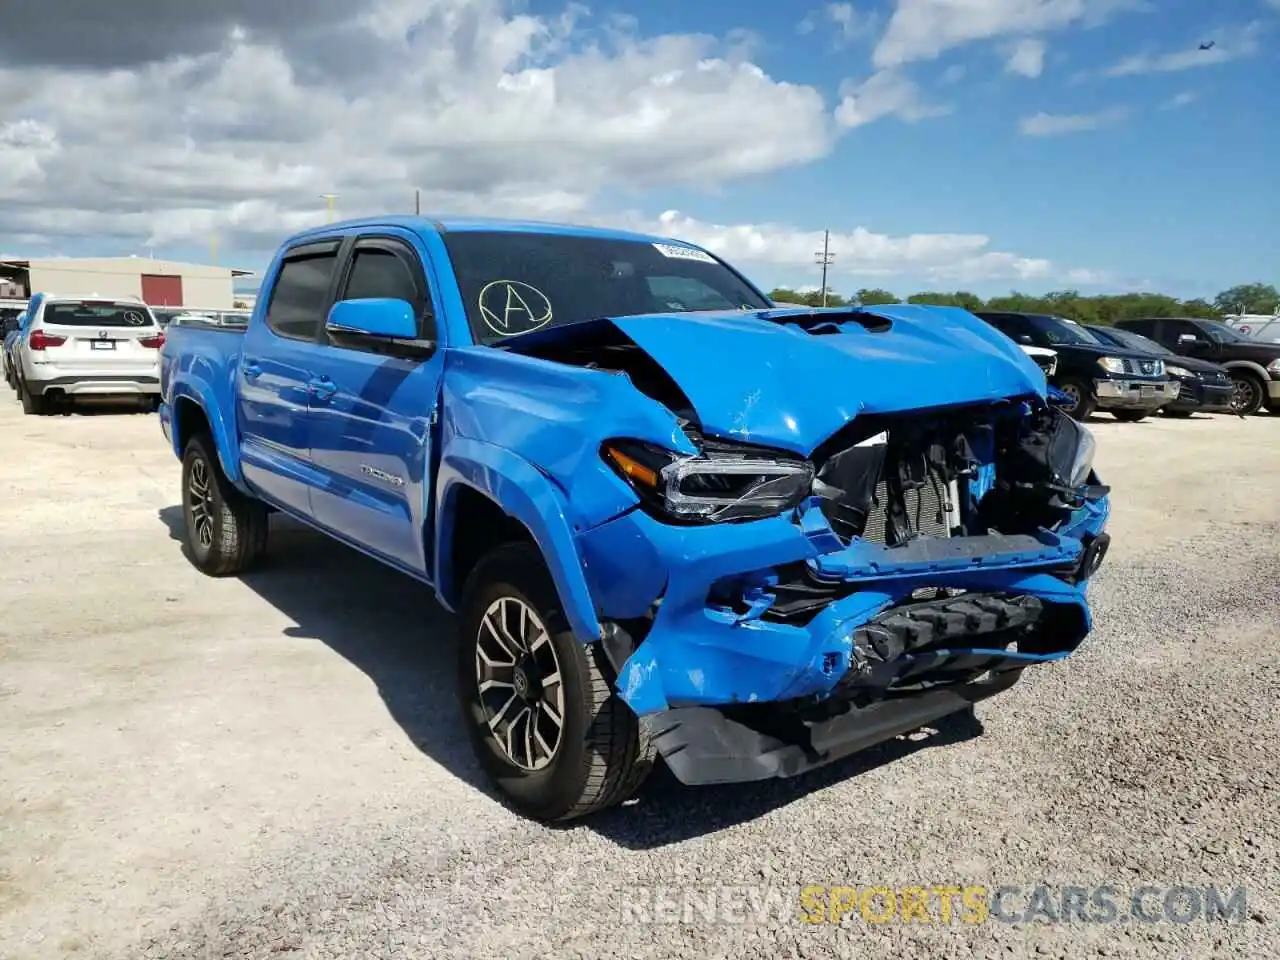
814,230 -> 835,307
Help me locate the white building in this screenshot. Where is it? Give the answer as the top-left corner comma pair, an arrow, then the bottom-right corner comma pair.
0,256 -> 255,310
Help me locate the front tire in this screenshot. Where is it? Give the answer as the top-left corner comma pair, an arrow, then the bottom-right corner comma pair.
1055,377 -> 1096,421
457,542 -> 655,821
1229,372 -> 1265,416
180,434 -> 268,576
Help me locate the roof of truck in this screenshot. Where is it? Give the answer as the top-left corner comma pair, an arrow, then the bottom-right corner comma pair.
286,215 -> 697,248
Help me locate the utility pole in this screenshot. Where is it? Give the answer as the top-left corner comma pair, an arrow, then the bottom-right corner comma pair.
814,230 -> 835,307
320,193 -> 339,223
415,189 -> 421,215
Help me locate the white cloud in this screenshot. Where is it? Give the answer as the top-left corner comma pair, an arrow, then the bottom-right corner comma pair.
834,70 -> 951,128
940,64 -> 968,84
1005,38 -> 1046,77
1019,106 -> 1128,135
1159,90 -> 1199,110
0,0 -> 837,252
827,3 -> 876,45
650,210 -> 1096,286
873,0 -> 1149,69
1103,21 -> 1264,76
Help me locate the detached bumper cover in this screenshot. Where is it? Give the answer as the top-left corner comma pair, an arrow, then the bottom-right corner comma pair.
577,495 -> 1110,718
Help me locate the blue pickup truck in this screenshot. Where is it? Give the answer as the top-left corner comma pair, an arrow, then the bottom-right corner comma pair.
159,216 -> 1112,821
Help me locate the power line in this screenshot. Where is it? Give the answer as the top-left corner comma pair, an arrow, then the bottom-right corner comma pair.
814,230 -> 835,307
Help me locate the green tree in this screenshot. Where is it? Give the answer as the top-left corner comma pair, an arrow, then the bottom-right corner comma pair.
852,288 -> 899,305
1213,283 -> 1279,315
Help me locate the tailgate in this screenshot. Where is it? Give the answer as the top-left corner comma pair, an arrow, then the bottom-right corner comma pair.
35,301 -> 163,372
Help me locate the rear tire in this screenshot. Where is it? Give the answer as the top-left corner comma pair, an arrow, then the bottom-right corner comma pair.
457,542 -> 655,821
19,381 -> 49,415
181,434 -> 268,576
1110,410 -> 1147,423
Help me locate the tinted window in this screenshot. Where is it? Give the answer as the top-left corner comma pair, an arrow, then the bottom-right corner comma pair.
1099,327 -> 1169,355
1197,320 -> 1248,343
265,252 -> 338,340
440,231 -> 771,345
1119,318 -> 1158,338
43,301 -> 156,328
1027,314 -> 1103,346
341,247 -> 426,326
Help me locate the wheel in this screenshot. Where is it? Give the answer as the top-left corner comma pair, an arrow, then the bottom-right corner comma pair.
457,542 -> 655,822
1110,410 -> 1147,423
1229,372 -> 1265,416
19,381 -> 49,415
1055,377 -> 1096,421
180,433 -> 269,576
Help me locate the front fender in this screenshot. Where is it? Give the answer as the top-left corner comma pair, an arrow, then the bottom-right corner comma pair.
434,437 -> 602,642
1221,359 -> 1272,381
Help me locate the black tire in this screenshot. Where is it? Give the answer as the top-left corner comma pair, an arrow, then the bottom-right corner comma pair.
19,381 -> 49,415
1229,372 -> 1265,417
1110,410 -> 1147,423
1055,377 -> 1096,421
457,542 -> 655,822
180,433 -> 269,576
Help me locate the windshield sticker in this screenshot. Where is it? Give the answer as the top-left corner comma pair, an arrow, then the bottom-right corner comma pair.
478,280 -> 553,336
652,242 -> 716,264
123,311 -> 146,325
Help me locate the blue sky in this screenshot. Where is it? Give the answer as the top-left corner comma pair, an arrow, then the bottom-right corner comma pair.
3,0 -> 1277,301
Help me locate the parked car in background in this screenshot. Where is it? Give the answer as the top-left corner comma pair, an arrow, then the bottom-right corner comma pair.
1115,317 -> 1280,416
1224,314 -> 1280,344
1086,325 -> 1235,418
158,214 -> 1112,821
972,311 -> 1175,422
168,309 -> 251,329
11,295 -> 164,414
2,309 -> 26,390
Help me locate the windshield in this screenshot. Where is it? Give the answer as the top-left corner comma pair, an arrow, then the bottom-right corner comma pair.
1096,327 -> 1170,355
1199,321 -> 1248,343
440,230 -> 772,345
1029,314 -> 1104,346
44,301 -> 156,328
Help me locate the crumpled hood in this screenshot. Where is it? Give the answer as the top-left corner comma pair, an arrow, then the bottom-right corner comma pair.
602,304 -> 1046,453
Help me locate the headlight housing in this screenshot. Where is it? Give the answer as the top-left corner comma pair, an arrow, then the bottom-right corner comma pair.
1097,356 -> 1126,374
602,438 -> 814,523
1166,365 -> 1192,379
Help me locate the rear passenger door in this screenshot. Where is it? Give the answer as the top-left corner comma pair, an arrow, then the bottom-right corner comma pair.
305,233 -> 444,576
236,239 -> 342,517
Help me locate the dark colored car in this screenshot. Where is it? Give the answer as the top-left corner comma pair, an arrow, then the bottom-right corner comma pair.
972,311 -> 1176,422
1086,325 -> 1235,417
1114,317 -> 1280,416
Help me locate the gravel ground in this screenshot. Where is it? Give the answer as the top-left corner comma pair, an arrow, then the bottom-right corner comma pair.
1,397 -> 1277,960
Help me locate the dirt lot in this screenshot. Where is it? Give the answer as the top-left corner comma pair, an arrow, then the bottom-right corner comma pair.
1,397 -> 1278,960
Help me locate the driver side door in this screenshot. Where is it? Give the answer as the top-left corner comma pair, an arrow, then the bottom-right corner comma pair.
306,233 -> 444,577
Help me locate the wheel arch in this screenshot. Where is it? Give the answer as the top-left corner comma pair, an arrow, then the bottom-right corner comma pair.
169,385 -> 244,487
434,437 -> 602,643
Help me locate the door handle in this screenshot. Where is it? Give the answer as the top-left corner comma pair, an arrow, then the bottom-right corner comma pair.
242,360 -> 261,380
307,376 -> 336,401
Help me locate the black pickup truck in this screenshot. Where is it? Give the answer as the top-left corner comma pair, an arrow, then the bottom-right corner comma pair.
1114,317 -> 1280,416
1087,324 -> 1234,417
972,311 -> 1175,422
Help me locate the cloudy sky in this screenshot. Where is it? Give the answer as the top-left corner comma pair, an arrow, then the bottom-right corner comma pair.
1,0 -> 1276,297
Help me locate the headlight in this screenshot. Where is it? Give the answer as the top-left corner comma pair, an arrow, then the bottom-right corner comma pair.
1038,411 -> 1097,489
1267,358 -> 1280,375
602,438 -> 814,523
1166,365 -> 1192,379
1097,356 -> 1126,374
1152,359 -> 1165,376
1066,421 -> 1097,487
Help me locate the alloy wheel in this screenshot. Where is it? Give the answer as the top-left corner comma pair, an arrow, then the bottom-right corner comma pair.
187,457 -> 215,549
1230,377 -> 1259,414
475,596 -> 566,771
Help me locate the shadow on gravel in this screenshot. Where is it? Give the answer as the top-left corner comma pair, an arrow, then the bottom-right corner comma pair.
158,505 -> 986,848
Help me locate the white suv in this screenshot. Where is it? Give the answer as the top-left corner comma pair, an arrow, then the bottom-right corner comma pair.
13,294 -> 164,414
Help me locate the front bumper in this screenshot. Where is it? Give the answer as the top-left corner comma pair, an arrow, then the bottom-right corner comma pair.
1093,377 -> 1174,410
1267,379 -> 1280,401
1166,379 -> 1235,413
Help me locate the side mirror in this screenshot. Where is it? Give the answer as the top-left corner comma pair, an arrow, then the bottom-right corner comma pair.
326,298 -> 419,340
1016,334 -> 1034,345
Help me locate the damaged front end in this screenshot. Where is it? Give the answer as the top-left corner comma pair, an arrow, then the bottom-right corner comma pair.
579,393 -> 1111,787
